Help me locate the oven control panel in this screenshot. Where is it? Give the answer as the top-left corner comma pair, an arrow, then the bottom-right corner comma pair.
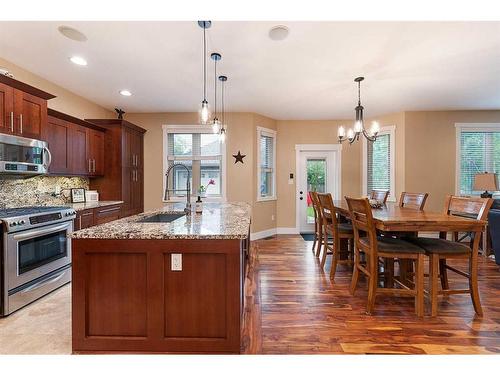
3,209 -> 77,233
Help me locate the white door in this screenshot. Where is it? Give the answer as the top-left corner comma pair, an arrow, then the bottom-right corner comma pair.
296,148 -> 340,233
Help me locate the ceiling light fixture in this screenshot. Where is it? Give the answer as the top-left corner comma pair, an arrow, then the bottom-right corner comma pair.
69,56 -> 87,66
198,21 -> 212,125
58,26 -> 87,42
210,53 -> 222,134
218,75 -> 228,143
338,77 -> 379,144
119,90 -> 132,97
269,25 -> 289,41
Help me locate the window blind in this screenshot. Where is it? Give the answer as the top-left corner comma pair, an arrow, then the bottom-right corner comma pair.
367,133 -> 391,193
459,131 -> 500,195
259,132 -> 275,198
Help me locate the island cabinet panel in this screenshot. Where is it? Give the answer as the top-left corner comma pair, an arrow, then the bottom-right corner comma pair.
164,253 -> 227,338
72,238 -> 243,354
87,253 -> 148,337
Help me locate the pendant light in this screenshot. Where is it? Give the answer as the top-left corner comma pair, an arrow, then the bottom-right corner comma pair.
198,21 -> 211,124
218,75 -> 227,143
210,52 -> 222,133
338,77 -> 379,144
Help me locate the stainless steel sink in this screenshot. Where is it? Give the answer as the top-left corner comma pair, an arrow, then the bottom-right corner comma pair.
137,213 -> 185,223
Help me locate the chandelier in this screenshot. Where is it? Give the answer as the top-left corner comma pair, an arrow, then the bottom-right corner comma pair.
338,77 -> 379,144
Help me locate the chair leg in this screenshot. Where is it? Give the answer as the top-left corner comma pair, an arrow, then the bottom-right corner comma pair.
330,240 -> 339,281
320,242 -> 328,269
439,259 -> 449,290
366,256 -> 378,314
384,258 -> 394,288
312,235 -> 317,254
429,254 -> 439,317
414,255 -> 425,318
315,228 -> 323,258
350,251 -> 360,296
469,253 -> 483,316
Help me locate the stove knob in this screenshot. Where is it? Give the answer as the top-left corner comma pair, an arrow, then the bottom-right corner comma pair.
19,220 -> 25,225
10,222 -> 16,226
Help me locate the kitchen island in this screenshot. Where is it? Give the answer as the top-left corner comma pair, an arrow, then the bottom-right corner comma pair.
70,202 -> 251,354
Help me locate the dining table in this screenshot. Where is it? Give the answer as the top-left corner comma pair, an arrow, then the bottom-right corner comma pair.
331,200 -> 487,233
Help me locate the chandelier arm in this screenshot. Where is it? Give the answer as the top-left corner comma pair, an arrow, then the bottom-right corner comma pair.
362,128 -> 377,142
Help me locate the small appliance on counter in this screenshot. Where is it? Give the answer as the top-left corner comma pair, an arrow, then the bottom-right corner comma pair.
85,190 -> 99,203
0,206 -> 76,316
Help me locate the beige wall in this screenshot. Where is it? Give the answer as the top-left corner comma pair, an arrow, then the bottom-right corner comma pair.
124,112 -> 277,234
0,57 -> 113,119
275,120 -> 361,228
404,110 -> 500,212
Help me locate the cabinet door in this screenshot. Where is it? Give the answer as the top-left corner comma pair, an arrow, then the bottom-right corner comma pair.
131,168 -> 143,214
131,130 -> 142,168
47,116 -> 72,174
122,127 -> 133,167
75,209 -> 94,230
89,129 -> 105,176
14,90 -> 47,139
0,82 -> 14,135
121,166 -> 133,216
72,125 -> 90,175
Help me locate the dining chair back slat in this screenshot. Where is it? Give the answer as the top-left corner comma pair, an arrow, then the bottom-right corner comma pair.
399,192 -> 429,210
370,190 -> 390,204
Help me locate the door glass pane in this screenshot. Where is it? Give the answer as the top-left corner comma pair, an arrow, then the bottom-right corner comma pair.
18,230 -> 67,274
306,159 -> 327,224
200,159 -> 221,196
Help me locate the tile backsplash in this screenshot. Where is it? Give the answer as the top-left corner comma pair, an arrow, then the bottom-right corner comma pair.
0,175 -> 89,209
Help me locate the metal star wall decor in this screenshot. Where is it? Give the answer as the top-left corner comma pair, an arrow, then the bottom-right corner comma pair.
233,151 -> 246,164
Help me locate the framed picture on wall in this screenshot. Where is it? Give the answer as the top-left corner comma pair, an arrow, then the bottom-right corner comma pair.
71,188 -> 86,203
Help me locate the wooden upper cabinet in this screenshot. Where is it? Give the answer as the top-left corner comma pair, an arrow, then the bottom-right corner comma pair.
0,82 -> 14,134
89,129 -> 104,176
14,90 -> 47,139
47,115 -> 72,174
72,125 -> 90,175
0,75 -> 55,140
47,109 -> 106,177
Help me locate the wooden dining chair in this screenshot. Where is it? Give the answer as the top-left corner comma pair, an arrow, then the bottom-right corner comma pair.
407,195 -> 493,316
309,191 -> 323,257
317,193 -> 354,280
345,196 -> 426,317
399,192 -> 429,210
370,190 -> 390,204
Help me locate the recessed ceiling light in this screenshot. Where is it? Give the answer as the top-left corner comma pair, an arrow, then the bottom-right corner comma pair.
119,90 -> 132,97
58,26 -> 87,42
69,56 -> 87,66
269,25 -> 289,41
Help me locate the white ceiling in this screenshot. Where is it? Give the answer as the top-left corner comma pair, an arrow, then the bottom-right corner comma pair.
0,21 -> 499,120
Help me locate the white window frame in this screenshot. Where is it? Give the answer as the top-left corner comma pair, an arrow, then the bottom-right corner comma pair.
162,125 -> 227,203
256,126 -> 277,202
362,125 -> 396,202
455,123 -> 500,196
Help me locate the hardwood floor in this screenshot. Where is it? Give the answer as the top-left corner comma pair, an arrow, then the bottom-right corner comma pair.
0,234 -> 499,354
242,235 -> 500,354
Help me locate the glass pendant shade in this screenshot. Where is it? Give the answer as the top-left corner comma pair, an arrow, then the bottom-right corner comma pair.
200,100 -> 210,124
212,118 -> 221,133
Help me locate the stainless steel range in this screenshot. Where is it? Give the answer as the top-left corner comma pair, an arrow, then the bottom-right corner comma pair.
0,206 -> 76,316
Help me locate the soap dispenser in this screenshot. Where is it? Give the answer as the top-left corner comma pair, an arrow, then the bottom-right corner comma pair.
195,196 -> 203,213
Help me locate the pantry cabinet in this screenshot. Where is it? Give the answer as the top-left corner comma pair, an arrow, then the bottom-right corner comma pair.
86,119 -> 146,218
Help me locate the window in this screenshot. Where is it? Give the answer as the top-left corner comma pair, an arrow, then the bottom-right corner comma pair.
363,126 -> 395,201
257,126 -> 277,201
163,126 -> 226,201
456,124 -> 500,197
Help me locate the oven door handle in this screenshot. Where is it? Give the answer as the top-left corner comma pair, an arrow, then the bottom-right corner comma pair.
12,222 -> 71,241
20,271 -> 67,294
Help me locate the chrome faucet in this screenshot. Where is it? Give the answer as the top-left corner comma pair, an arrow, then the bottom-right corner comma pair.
164,163 -> 192,215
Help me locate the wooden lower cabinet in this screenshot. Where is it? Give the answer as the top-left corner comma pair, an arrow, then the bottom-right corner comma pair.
72,238 -> 244,353
74,209 -> 94,231
94,204 -> 121,225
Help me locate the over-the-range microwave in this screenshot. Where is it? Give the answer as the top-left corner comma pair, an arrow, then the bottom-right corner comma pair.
0,133 -> 52,175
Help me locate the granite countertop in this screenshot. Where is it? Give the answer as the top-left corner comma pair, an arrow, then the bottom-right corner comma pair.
70,201 -> 124,212
70,202 -> 251,240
